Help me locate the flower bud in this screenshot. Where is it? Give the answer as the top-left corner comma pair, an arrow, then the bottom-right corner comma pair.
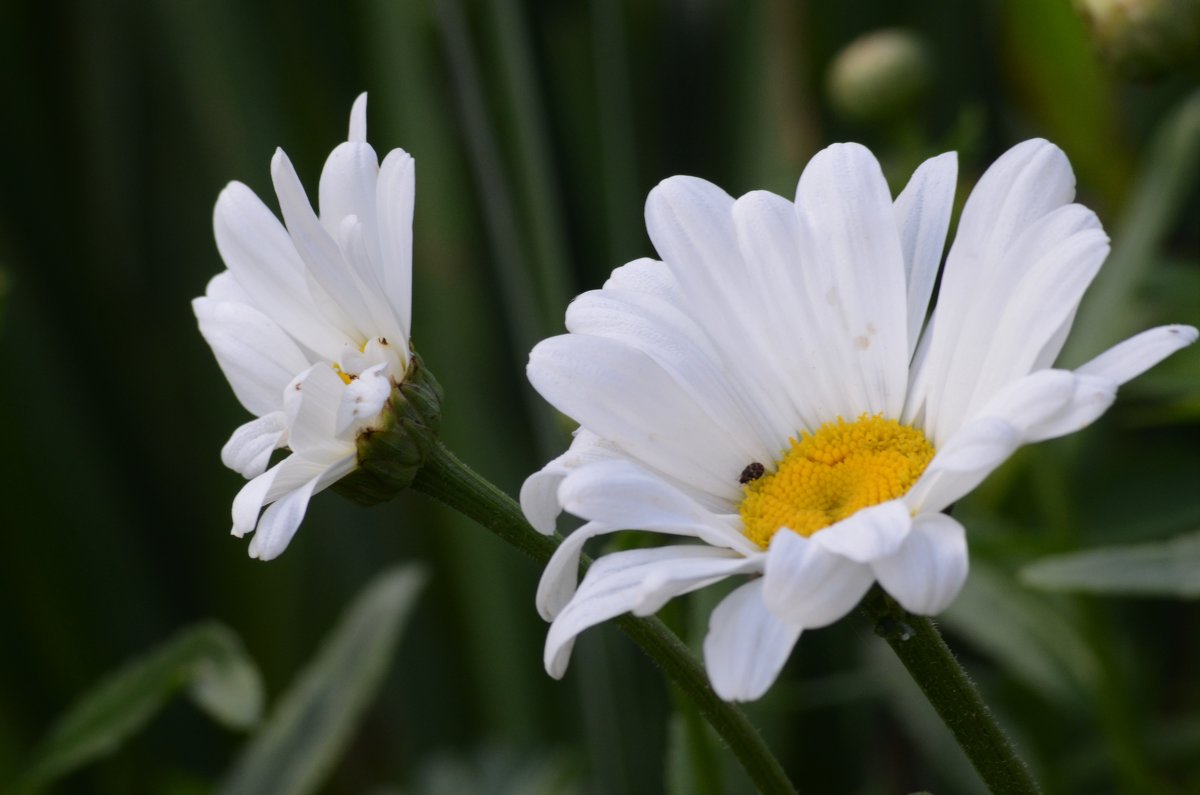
332,348 -> 444,506
827,29 -> 932,124
1075,0 -> 1200,80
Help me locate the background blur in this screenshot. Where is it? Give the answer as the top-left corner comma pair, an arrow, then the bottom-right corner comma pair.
2,1 -> 1199,793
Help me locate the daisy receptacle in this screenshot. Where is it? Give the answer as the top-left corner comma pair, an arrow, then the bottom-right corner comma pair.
193,94 -> 442,561
522,138 -> 1197,703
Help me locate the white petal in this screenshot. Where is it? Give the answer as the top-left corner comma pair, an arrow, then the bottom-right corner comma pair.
193,297 -> 311,417
348,92 -> 368,143
557,460 -> 757,553
527,334 -> 754,502
872,512 -> 968,615
1077,325 -> 1199,385
730,190 -> 845,429
704,579 -> 802,702
335,213 -> 403,350
232,453 -> 333,537
335,362 -> 392,438
644,178 -> 804,443
761,531 -> 874,629
809,500 -> 912,563
204,270 -> 251,304
246,452 -> 358,560
221,412 -> 288,478
286,364 -> 356,458
922,140 -> 1078,442
520,430 -> 619,536
906,417 -> 1020,514
248,473 -> 322,561
212,182 -> 348,358
270,148 -> 374,334
565,285 -> 787,456
320,142 -> 380,238
794,142 -> 910,418
376,149 -> 415,340
972,369 -> 1117,443
958,219 -> 1108,418
893,151 -> 957,357
536,521 -> 611,620
543,545 -> 756,678
602,256 -> 677,297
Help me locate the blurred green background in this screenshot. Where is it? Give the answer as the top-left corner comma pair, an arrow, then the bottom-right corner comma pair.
2,0 -> 1199,793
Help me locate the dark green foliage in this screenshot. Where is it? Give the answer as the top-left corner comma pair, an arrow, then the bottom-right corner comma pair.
0,1 -> 1198,793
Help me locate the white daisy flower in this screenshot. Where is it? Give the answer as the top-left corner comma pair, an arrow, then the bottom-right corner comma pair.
522,139 -> 1197,701
193,94 -> 418,560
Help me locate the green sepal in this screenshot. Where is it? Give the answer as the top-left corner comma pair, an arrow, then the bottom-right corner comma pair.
331,346 -> 443,506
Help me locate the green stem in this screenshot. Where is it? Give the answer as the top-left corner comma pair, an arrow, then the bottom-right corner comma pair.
412,441 -> 796,795
860,587 -> 1041,794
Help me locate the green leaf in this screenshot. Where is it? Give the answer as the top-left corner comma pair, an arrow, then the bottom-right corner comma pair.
1020,530 -> 1200,598
16,622 -> 262,795
218,564 -> 427,795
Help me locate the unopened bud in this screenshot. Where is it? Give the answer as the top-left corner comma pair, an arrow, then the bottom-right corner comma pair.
1075,0 -> 1200,80
332,347 -> 444,506
827,29 -> 932,124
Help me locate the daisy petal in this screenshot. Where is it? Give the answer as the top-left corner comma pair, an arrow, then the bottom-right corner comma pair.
762,531 -> 874,629
809,500 -> 912,563
872,512 -> 968,615
193,297 -> 311,417
894,151 -> 957,358
536,521 -> 610,621
248,473 -> 323,561
731,190 -> 843,428
247,452 -> 357,560
557,460 -> 756,553
319,141 -> 380,243
565,285 -> 788,453
1018,373 -> 1116,442
795,142 -> 909,417
204,270 -> 251,304
348,93 -> 368,143
376,149 -> 415,339
905,417 -> 1020,514
232,454 -> 332,537
704,579 -> 803,702
544,545 -> 757,678
520,430 -> 618,535
221,412 -> 288,478
285,364 -> 354,458
1077,325 -> 1199,385
528,334 -> 754,501
923,140 -> 1077,441
271,148 -> 374,333
212,182 -> 347,358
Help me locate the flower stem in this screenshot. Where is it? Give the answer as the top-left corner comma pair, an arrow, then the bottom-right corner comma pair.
412,441 -> 797,795
860,587 -> 1041,794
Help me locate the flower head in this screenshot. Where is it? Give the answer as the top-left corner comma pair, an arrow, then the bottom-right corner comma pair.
194,94 -> 433,560
523,140 -> 1197,701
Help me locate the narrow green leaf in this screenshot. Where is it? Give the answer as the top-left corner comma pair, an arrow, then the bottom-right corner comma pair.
16,622 -> 262,795
218,564 -> 427,795
1020,530 -> 1200,598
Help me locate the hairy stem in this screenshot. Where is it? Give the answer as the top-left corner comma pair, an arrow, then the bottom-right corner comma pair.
860,587 -> 1041,794
412,441 -> 797,794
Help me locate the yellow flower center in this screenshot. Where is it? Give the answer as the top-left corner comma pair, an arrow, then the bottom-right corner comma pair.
738,415 -> 934,549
